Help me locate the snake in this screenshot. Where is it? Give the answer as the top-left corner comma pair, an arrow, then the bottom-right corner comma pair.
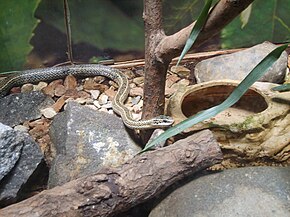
0,64 -> 174,129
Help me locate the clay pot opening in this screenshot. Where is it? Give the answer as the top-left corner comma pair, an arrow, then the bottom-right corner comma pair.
181,85 -> 268,118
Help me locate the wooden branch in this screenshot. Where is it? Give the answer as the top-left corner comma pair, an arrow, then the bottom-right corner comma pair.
0,130 -> 222,217
156,0 -> 255,61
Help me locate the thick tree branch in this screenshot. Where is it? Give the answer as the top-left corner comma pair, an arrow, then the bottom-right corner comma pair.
0,130 -> 222,217
156,0 -> 255,61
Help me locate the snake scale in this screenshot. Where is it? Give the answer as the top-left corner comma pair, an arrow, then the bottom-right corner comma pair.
0,64 -> 174,129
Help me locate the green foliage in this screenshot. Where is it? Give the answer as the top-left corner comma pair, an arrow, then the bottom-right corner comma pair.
36,0 -> 144,51
0,0 -> 41,72
141,44 -> 288,153
222,0 -> 290,48
176,0 -> 213,66
272,83 -> 290,92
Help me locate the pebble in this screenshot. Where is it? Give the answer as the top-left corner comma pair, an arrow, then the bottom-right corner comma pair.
34,82 -> 48,91
170,65 -> 190,77
166,74 -> 181,88
132,104 -> 142,113
132,96 -> 141,105
42,84 -> 55,97
98,94 -> 108,105
129,87 -> 143,97
99,107 -> 108,113
85,104 -> 98,111
104,88 -> 116,100
41,107 -> 57,119
132,113 -> 142,121
93,100 -> 101,109
75,98 -> 87,104
64,75 -> 77,90
54,84 -> 66,97
52,95 -> 67,112
133,77 -> 144,85
90,90 -> 100,100
101,101 -> 112,109
14,125 -> 29,132
21,83 -> 33,93
108,109 -> 114,115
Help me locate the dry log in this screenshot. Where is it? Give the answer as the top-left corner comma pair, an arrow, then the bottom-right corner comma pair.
0,130 -> 223,217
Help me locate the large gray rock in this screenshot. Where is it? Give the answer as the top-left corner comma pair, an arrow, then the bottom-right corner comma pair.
48,102 -> 141,188
149,166 -> 290,217
0,91 -> 54,127
0,123 -> 45,207
194,42 -> 288,83
0,123 -> 24,181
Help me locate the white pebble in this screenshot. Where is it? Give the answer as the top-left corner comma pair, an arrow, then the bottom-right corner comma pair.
93,100 -> 101,109
14,125 -> 29,132
90,90 -> 100,100
41,107 -> 57,119
98,94 -> 108,105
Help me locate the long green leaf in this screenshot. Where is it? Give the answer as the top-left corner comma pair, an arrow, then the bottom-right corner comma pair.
142,44 -> 288,153
272,83 -> 290,92
176,0 -> 213,66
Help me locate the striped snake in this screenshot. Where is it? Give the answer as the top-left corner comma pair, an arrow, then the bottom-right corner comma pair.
0,64 -> 174,129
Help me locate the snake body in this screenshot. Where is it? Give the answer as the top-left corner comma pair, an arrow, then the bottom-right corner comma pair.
0,64 -> 173,129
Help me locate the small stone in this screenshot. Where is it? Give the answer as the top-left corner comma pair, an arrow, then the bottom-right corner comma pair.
98,94 -> 108,105
41,107 -> 57,119
132,96 -> 141,105
14,125 -> 29,132
108,109 -> 114,115
76,85 -> 84,91
93,76 -> 105,83
21,84 -> 33,93
99,107 -> 108,113
75,98 -> 87,104
108,81 -> 118,89
133,77 -> 144,85
34,82 -> 48,91
177,79 -> 190,86
52,95 -> 67,112
42,84 -> 55,97
129,83 -> 136,89
137,99 -> 143,107
166,74 -> 181,88
123,69 -> 135,79
54,84 -> 66,97
90,90 -> 100,100
132,113 -> 141,121
85,104 -> 98,110
10,87 -> 21,94
64,75 -> 77,90
170,65 -> 190,77
129,87 -> 143,97
104,88 -> 116,100
93,100 -> 101,109
83,78 -> 99,90
101,102 -> 112,109
132,104 -> 142,113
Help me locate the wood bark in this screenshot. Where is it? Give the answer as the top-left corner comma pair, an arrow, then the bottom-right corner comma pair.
0,130 -> 223,217
142,0 -> 255,141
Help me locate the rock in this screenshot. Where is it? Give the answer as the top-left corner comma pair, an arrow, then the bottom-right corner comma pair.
93,100 -> 101,109
194,42 -> 288,83
54,84 -> 66,97
89,89 -> 100,100
0,123 -> 23,181
13,125 -> 29,132
41,107 -> 57,119
33,81 -> 48,91
166,74 -> 181,88
133,77 -> 144,85
0,91 -> 54,127
132,96 -> 141,105
149,166 -> 290,217
129,87 -> 143,97
170,66 -> 190,78
64,75 -> 77,90
21,84 -> 33,93
104,87 -> 116,100
98,94 -> 108,105
101,102 -> 112,109
0,123 -> 45,207
48,102 -> 141,188
52,95 -> 67,112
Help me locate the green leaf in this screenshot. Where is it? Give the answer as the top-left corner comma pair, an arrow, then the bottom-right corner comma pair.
142,44 -> 288,153
240,3 -> 252,29
222,0 -> 290,48
176,0 -> 213,66
36,0 -> 144,52
0,0 -> 41,72
272,83 -> 290,92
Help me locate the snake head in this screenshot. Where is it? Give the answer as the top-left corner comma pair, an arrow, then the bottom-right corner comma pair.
152,115 -> 174,127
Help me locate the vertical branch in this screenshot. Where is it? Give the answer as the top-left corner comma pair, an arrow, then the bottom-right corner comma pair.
142,0 -> 168,141
63,0 -> 74,64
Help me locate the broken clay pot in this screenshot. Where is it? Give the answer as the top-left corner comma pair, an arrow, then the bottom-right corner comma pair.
167,80 -> 290,162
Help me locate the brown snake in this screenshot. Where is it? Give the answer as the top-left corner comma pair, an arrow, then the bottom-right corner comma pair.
0,64 -> 174,129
